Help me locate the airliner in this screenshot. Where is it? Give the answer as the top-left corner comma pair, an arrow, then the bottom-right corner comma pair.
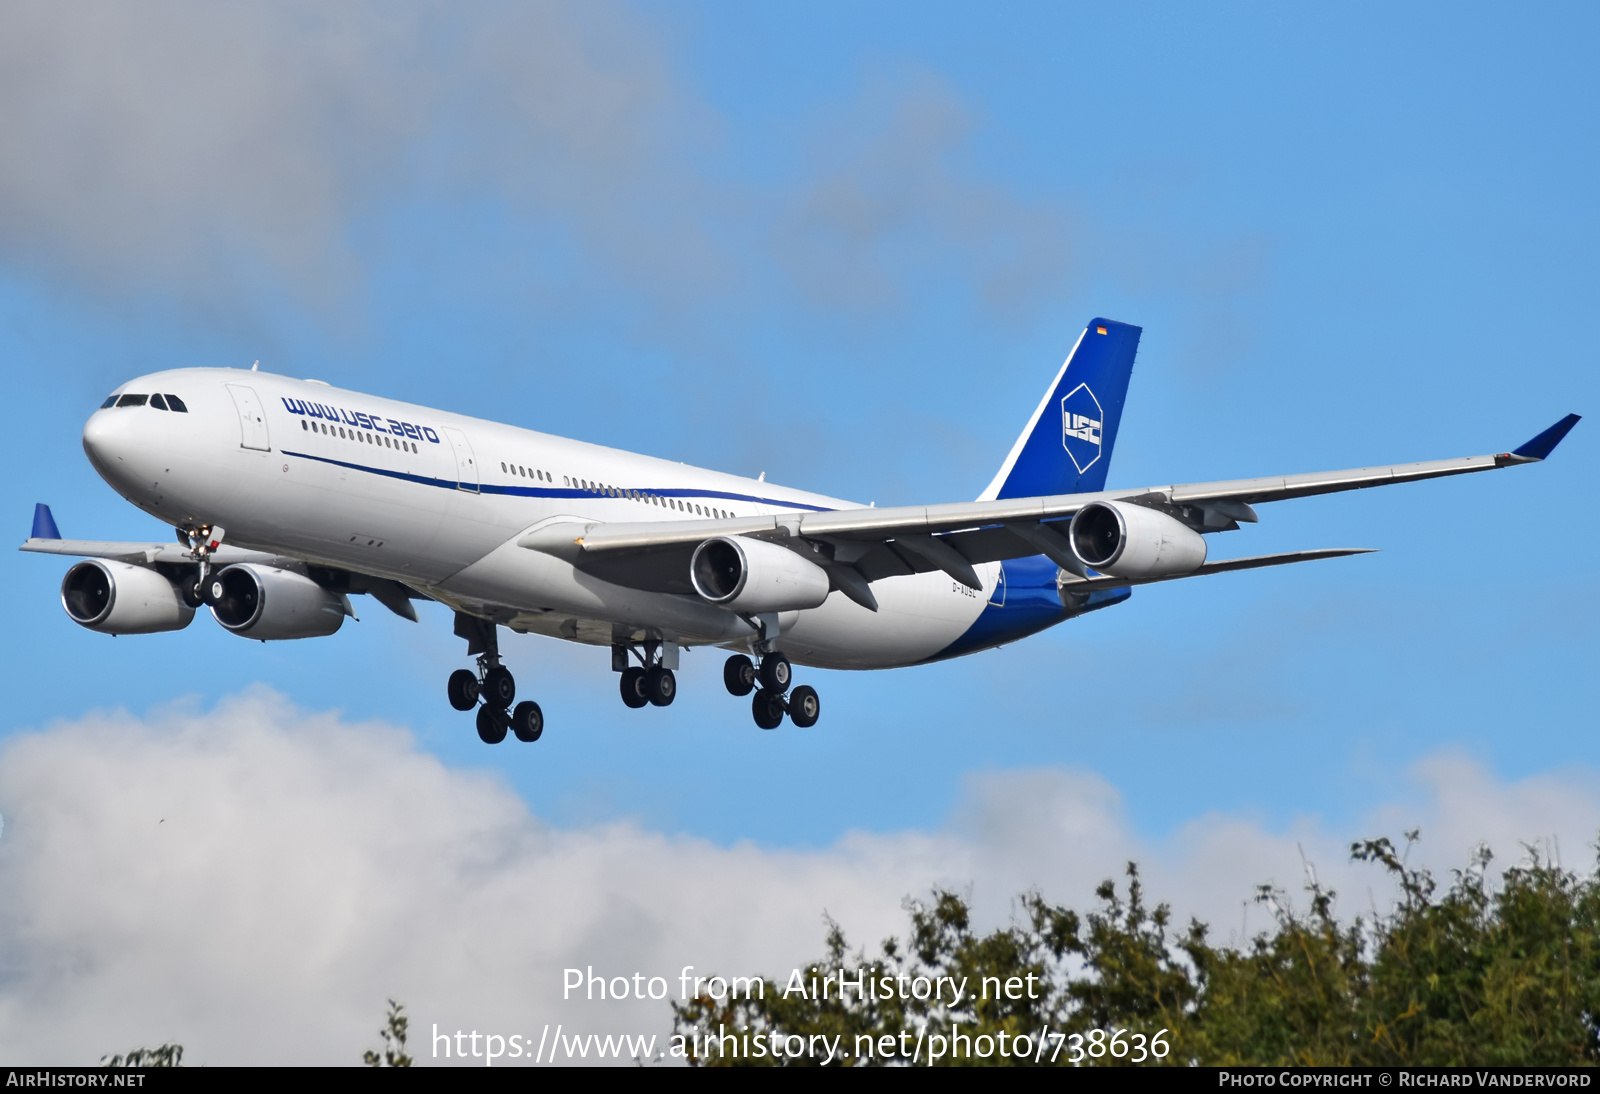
21,318 -> 1579,744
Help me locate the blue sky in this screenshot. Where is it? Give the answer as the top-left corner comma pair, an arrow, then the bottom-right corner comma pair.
2,0 -> 1595,854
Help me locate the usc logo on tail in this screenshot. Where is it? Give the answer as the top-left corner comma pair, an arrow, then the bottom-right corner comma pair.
1060,383 -> 1103,474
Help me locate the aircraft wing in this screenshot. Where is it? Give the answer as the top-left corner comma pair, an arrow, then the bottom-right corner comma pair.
520,414 -> 1579,607
17,538 -> 277,566
18,533 -> 426,622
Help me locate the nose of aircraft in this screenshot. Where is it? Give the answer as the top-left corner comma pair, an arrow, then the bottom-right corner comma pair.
81,403 -> 137,482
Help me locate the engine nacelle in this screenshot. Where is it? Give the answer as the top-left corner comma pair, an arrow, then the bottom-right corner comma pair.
210,564 -> 348,640
61,559 -> 195,635
1069,500 -> 1208,578
690,536 -> 831,613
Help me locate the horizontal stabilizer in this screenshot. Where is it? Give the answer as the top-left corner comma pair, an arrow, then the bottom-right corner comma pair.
1057,548 -> 1376,592
1510,413 -> 1581,461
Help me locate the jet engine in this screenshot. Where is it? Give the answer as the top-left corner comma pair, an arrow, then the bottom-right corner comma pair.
1069,500 -> 1208,578
209,564 -> 348,640
690,536 -> 831,613
61,559 -> 195,635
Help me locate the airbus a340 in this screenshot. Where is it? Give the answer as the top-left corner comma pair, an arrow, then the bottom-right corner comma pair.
23,319 -> 1579,743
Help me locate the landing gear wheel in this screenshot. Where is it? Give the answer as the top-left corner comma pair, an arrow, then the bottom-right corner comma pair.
482,666 -> 516,709
723,654 -> 755,697
645,666 -> 677,707
788,685 -> 820,728
476,705 -> 508,744
511,701 -> 544,742
752,689 -> 785,730
447,669 -> 480,712
620,667 -> 649,709
758,653 -> 791,693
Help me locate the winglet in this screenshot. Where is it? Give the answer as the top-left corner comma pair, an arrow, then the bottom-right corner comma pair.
1511,414 -> 1581,461
31,503 -> 60,540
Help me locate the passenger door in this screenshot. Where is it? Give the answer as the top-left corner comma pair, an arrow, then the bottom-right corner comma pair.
225,384 -> 271,451
442,427 -> 480,493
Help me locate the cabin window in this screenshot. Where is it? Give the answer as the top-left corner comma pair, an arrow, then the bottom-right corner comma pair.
117,394 -> 148,407
166,395 -> 188,412
302,421 -> 309,431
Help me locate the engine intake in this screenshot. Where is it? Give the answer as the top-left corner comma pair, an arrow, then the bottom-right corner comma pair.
210,564 -> 348,640
1069,500 -> 1207,578
690,536 -> 830,613
61,559 -> 194,635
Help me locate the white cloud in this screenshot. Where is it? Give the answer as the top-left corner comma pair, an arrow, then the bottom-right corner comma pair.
771,72 -> 1077,317
0,1 -> 714,312
0,689 -> 1595,1065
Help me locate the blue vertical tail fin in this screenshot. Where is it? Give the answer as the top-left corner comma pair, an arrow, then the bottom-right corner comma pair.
978,318 -> 1141,500
31,503 -> 61,540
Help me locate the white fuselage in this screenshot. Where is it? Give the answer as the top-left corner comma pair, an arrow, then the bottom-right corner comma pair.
83,368 -> 1024,669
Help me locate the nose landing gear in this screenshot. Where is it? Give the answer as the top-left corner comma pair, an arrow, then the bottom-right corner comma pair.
449,612 -> 544,745
176,523 -> 227,605
725,653 -> 820,730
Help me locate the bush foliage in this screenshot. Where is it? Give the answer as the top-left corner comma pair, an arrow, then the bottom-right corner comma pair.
672,833 -> 1600,1066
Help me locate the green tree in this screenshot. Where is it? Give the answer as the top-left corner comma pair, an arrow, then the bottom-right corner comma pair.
101,1043 -> 183,1067
671,833 -> 1600,1066
363,999 -> 413,1067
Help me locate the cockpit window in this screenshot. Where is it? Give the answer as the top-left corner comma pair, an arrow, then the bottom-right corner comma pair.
165,394 -> 188,413
116,394 -> 148,407
99,395 -> 118,408
149,393 -> 169,411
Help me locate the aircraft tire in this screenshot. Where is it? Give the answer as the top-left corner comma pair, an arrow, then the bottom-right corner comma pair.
723,655 -> 755,696
752,689 -> 785,730
758,653 -> 791,693
511,701 -> 544,742
788,685 -> 820,728
476,705 -> 508,744
447,669 -> 480,712
645,667 -> 676,707
620,667 -> 649,709
482,666 -> 516,709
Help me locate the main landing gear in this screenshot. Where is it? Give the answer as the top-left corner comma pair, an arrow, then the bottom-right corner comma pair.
615,641 -> 677,710
448,612 -> 544,745
723,652 -> 820,730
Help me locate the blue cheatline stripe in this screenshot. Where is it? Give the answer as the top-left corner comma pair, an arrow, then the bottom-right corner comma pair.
281,450 -> 837,512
